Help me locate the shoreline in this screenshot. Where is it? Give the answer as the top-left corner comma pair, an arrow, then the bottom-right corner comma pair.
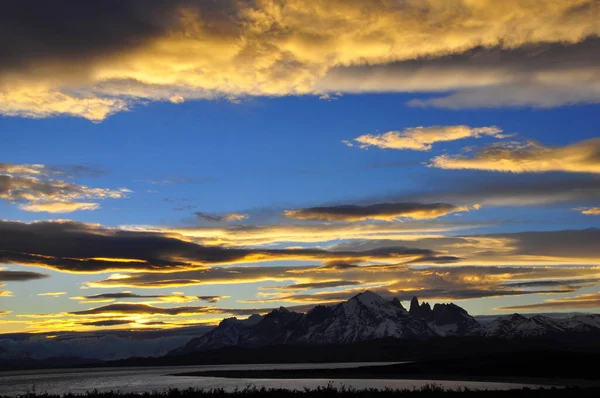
171,366 -> 600,388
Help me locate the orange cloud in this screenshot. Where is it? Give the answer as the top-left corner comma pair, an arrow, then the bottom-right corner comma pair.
1,1 -> 599,120
350,126 -> 506,151
576,207 -> 600,215
20,202 -> 100,213
284,202 -> 475,222
37,292 -> 67,297
497,292 -> 600,310
431,138 -> 600,174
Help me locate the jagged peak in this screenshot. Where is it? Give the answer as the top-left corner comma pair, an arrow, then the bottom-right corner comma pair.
354,290 -> 381,299
218,317 -> 239,326
410,296 -> 420,310
351,290 -> 389,306
502,313 -> 528,322
390,297 -> 405,310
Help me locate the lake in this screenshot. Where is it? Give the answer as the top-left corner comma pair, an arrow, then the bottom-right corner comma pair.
0,363 -> 547,395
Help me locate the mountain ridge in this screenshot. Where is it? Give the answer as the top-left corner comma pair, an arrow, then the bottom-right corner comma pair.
171,290 -> 600,355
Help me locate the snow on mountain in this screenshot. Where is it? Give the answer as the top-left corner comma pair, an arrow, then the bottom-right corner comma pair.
171,291 -> 600,354
172,291 -> 470,354
294,291 -> 435,344
409,296 -> 479,337
474,313 -> 600,338
173,314 -> 263,354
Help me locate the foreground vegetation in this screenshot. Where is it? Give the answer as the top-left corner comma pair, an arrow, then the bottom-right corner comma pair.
4,385 -> 600,398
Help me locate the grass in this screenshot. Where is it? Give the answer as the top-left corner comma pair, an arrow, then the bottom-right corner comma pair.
3,384 -> 600,398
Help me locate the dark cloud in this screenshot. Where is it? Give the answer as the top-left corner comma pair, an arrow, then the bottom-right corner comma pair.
0,220 -> 450,273
0,270 -> 49,282
195,212 -> 224,222
320,38 -> 600,108
197,296 -> 224,303
76,292 -> 225,303
502,279 -> 599,288
405,173 -> 600,208
284,202 -> 468,222
0,0 -> 188,74
0,0 -> 598,121
265,281 -> 362,290
70,303 -> 212,316
79,320 -> 132,327
490,228 -> 600,259
69,303 -> 270,317
497,293 -> 600,311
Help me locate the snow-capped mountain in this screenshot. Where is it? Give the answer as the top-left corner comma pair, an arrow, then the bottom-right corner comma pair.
409,296 -> 479,336
173,291 -> 600,354
173,291 -> 474,354
473,313 -> 600,339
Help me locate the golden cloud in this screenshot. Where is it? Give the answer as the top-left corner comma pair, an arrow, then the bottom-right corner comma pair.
431,138 -> 600,174
1,163 -> 129,212
497,292 -> 600,310
37,292 -> 67,297
143,222 -> 471,247
576,207 -> 600,215
284,202 -> 475,222
349,126 -> 506,151
20,202 -> 100,213
1,0 -> 599,120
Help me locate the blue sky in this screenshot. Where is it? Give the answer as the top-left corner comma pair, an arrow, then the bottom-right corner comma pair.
1,0 -> 600,333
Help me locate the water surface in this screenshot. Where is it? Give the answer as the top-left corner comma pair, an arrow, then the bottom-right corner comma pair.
0,363 -> 546,395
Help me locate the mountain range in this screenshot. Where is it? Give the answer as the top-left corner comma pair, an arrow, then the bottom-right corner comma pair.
172,290 -> 600,354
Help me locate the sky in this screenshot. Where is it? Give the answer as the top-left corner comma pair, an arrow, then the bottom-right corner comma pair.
1,0 -> 600,334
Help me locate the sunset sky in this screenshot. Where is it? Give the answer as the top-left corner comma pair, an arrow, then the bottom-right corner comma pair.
1,0 -> 600,334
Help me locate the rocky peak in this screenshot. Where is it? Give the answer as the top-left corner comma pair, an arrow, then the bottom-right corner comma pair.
390,297 -> 405,310
409,296 -> 420,313
409,296 -> 434,321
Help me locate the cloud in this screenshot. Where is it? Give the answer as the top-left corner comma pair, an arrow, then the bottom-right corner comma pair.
241,284 -> 575,305
264,281 -> 362,290
320,38 -> 600,109
284,202 -> 475,222
349,126 -> 505,151
147,220 -> 480,246
68,303 -> 266,317
20,202 -> 100,213
195,212 -> 249,222
72,291 -> 226,304
497,292 -> 600,311
0,270 -> 49,281
87,258 -> 600,307
79,319 -> 133,327
0,163 -> 45,175
576,207 -> 600,215
1,163 -> 129,212
1,1 -> 599,120
37,292 -> 66,297
431,138 -> 600,174
412,173 -> 600,207
0,219 -> 451,273
330,229 -> 600,266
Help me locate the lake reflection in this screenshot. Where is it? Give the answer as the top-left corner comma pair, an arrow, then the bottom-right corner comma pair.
0,363 -> 545,395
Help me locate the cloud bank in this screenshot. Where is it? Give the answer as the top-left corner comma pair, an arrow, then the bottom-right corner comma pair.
1,0 -> 599,120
